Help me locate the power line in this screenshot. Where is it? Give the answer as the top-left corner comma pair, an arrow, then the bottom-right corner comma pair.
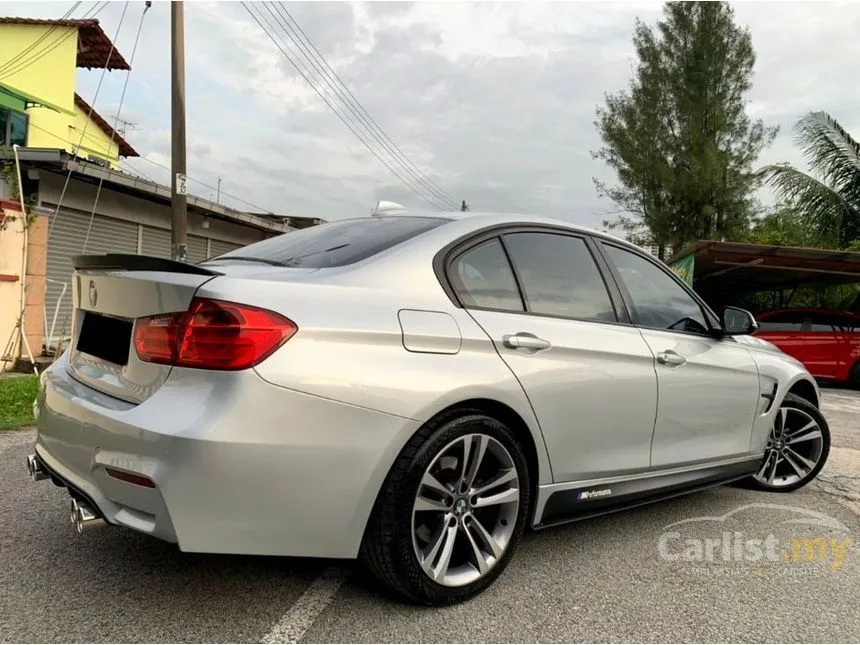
26,119 -> 274,215
243,2 -> 452,211
133,155 -> 276,214
270,3 -> 460,210
47,1 -> 129,241
0,1 -> 83,77
0,3 -> 107,81
83,1 -> 150,252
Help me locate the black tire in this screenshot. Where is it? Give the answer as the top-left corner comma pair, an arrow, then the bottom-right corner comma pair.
359,412 -> 531,605
850,362 -> 860,389
738,392 -> 830,493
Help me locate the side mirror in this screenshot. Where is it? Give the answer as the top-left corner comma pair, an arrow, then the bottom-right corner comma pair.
721,306 -> 759,335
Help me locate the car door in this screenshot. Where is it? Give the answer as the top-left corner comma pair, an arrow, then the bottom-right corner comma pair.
448,229 -> 658,483
597,242 -> 760,468
804,312 -> 843,379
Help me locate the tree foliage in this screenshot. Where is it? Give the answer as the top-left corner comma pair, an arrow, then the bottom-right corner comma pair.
758,111 -> 860,249
593,1 -> 777,258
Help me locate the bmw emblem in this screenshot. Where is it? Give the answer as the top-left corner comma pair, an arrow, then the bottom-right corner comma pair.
88,280 -> 98,308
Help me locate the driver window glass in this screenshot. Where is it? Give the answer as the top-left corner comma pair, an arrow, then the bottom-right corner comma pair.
604,244 -> 709,333
453,239 -> 524,312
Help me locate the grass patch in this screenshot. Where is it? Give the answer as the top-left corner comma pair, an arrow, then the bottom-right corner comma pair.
0,375 -> 39,429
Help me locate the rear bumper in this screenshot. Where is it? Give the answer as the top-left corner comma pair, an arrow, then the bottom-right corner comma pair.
34,352 -> 421,558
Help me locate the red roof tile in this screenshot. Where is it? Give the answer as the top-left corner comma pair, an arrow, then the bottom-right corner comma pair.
0,17 -> 130,70
74,93 -> 139,158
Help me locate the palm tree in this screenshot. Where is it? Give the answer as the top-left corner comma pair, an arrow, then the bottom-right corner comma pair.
759,111 -> 860,249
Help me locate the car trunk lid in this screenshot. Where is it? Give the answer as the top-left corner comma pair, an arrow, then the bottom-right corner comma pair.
66,254 -> 221,404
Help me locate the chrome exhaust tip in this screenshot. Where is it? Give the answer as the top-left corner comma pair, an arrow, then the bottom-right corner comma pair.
27,454 -> 48,481
70,498 -> 106,534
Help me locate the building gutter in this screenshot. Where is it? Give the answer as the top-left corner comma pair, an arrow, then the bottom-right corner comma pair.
62,159 -> 293,235
4,148 -> 297,235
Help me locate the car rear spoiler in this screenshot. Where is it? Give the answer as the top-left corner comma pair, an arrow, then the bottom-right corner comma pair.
72,253 -> 223,276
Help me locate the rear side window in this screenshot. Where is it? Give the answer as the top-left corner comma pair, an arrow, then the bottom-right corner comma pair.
503,233 -> 617,322
207,216 -> 450,268
452,239 -> 524,312
757,311 -> 805,332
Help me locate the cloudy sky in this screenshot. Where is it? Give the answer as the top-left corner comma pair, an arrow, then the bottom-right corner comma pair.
3,1 -> 860,226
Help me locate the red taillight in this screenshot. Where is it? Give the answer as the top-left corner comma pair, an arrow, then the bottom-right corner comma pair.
133,298 -> 297,370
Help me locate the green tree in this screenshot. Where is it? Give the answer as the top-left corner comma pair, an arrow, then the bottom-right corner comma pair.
593,1 -> 777,259
758,111 -> 860,249
744,202 -> 819,248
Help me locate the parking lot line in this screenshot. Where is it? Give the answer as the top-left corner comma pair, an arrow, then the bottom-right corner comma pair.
261,566 -> 351,644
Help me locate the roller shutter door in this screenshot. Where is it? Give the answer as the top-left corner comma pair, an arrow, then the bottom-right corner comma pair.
187,235 -> 207,263
141,225 -> 171,258
210,239 -> 243,257
45,212 -> 138,343
140,226 -> 208,263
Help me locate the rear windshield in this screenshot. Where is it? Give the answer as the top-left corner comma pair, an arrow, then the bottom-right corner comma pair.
205,216 -> 451,268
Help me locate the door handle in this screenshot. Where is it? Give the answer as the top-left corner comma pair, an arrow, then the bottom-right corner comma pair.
503,333 -> 551,351
657,350 -> 687,366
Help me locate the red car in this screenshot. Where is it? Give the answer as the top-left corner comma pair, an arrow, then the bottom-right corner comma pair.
754,308 -> 860,386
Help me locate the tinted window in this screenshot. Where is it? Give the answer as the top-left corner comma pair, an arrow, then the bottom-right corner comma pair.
9,111 -> 27,146
808,312 -> 837,332
756,311 -> 805,332
452,239 -> 524,311
604,244 -> 709,333
503,233 -> 616,322
206,216 -> 449,268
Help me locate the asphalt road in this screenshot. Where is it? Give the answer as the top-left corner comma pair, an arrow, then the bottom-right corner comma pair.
1,390 -> 858,643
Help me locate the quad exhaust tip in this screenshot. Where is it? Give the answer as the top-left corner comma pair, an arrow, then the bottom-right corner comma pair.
69,498 -> 106,534
27,454 -> 49,482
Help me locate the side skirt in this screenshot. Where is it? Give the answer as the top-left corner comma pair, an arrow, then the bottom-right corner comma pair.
534,456 -> 761,529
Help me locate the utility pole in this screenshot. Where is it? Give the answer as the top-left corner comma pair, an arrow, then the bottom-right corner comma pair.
170,1 -> 188,262
216,175 -> 222,204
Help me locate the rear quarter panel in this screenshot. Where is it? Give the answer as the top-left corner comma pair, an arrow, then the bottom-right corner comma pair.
194,260 -> 555,486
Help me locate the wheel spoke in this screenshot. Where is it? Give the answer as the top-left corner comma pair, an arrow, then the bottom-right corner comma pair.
785,428 -> 822,445
782,451 -> 808,479
756,451 -> 774,481
463,521 -> 491,575
767,453 -> 782,485
466,513 -> 503,559
461,435 -> 489,492
421,472 -> 451,498
784,419 -> 817,438
473,487 -> 519,508
472,468 -> 517,496
429,523 -> 458,582
415,493 -> 449,512
784,446 -> 817,471
775,406 -> 788,436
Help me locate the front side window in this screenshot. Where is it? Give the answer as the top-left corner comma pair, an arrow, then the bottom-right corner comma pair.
604,244 -> 709,334
503,232 -> 617,322
452,238 -> 524,312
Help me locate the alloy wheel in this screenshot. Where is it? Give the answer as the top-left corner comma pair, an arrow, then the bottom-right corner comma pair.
753,404 -> 826,488
411,433 -> 520,587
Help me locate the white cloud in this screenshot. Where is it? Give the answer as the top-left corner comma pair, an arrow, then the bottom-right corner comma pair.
2,1 -> 859,225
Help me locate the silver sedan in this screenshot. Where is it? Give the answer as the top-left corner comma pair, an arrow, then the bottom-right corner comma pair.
28,211 -> 830,605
